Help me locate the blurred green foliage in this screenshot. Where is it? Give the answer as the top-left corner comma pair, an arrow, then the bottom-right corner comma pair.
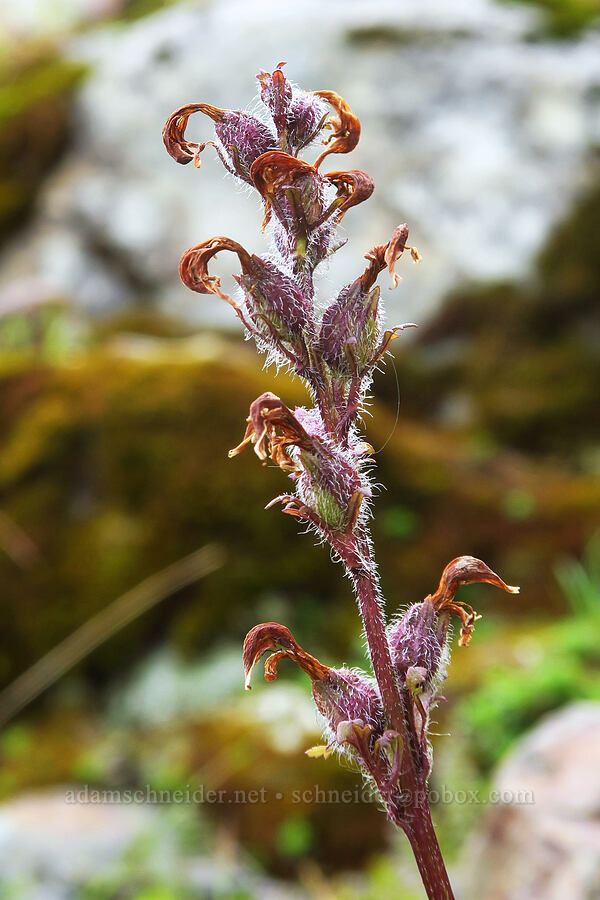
458,534 -> 600,769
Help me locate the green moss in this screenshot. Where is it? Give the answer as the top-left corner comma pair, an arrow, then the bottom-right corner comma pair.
0,344 -> 597,690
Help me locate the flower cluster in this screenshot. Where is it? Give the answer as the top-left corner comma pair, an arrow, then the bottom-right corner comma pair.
165,64 -> 518,897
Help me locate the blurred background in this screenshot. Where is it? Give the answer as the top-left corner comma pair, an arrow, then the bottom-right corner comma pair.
0,0 -> 599,897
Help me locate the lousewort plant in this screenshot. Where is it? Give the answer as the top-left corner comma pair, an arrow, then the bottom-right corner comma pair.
164,63 -> 519,900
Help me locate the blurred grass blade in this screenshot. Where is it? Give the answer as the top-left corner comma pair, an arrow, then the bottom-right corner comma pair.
0,543 -> 225,728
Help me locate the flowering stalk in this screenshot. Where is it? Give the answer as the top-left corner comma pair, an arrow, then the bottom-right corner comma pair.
164,63 -> 519,899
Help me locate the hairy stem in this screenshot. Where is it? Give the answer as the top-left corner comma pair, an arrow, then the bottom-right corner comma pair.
400,805 -> 455,900
337,535 -> 455,900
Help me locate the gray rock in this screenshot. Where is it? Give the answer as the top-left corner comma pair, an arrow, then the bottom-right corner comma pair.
1,0 -> 600,326
0,787 -> 307,898
0,788 -> 159,898
460,702 -> 600,900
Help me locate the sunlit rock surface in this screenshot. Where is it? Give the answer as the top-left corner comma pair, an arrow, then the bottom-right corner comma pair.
1,0 -> 600,322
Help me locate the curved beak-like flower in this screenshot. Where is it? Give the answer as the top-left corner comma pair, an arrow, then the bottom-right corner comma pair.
179,236 -> 253,307
163,102 -> 276,181
322,169 -> 375,220
243,621 -> 330,690
243,622 -> 386,758
429,555 -> 519,647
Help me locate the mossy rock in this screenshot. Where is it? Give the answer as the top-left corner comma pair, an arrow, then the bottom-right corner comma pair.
0,45 -> 87,243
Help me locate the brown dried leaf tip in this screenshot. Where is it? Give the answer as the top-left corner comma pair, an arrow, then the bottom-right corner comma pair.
250,150 -> 316,198
243,622 -> 330,690
430,556 -> 520,646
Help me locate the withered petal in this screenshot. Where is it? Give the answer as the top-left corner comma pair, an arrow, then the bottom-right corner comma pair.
430,556 -> 520,606
243,621 -> 330,690
228,392 -> 313,468
324,170 -> 375,219
361,224 -> 420,292
163,103 -> 226,166
313,90 -> 361,168
384,224 -> 421,288
179,236 -> 253,307
250,150 -> 317,198
371,323 -> 418,364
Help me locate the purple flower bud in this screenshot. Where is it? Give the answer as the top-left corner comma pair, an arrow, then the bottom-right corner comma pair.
287,91 -> 328,152
257,63 -> 328,154
236,256 -> 313,350
318,226 -> 419,381
319,277 -> 382,377
389,557 -> 520,690
292,407 -> 371,534
214,111 -> 276,182
312,668 -> 385,743
388,599 -> 444,688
